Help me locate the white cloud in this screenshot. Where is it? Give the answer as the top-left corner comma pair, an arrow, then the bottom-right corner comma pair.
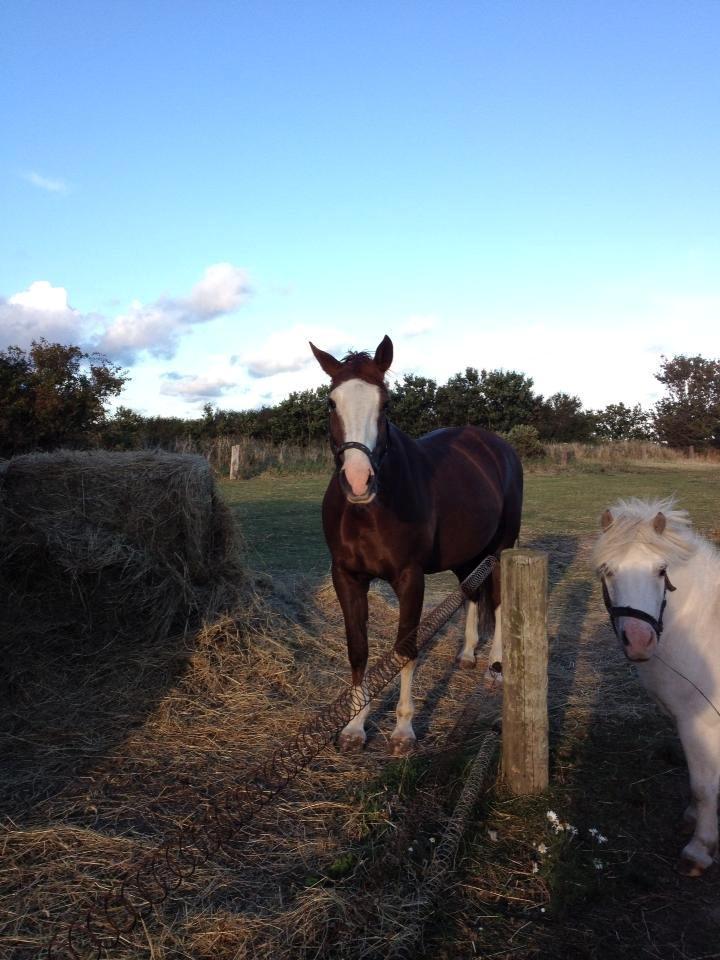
241,325 -> 351,378
1,281 -> 92,349
186,262 -> 250,316
96,263 -> 250,363
22,171 -> 69,193
1,264 -> 251,365
400,315 -> 436,337
159,372 -> 238,401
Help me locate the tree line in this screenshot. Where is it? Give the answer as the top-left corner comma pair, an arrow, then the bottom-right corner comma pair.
2,340 -> 719,459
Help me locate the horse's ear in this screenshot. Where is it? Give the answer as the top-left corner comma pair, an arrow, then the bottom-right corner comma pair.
601,509 -> 613,531
310,342 -> 343,379
653,512 -> 667,535
373,335 -> 393,374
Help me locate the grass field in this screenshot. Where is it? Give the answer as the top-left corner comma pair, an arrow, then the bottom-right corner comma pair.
221,462 -> 720,576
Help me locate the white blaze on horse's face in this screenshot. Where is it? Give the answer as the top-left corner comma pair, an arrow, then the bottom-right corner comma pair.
604,544 -> 667,661
331,378 -> 381,502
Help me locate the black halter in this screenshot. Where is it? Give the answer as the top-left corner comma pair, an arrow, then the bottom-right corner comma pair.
601,571 -> 676,641
330,425 -> 392,476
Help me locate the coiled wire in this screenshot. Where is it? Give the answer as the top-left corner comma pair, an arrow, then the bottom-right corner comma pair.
47,555 -> 496,959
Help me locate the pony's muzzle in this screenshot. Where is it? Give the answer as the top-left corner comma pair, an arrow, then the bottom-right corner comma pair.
621,618 -> 657,661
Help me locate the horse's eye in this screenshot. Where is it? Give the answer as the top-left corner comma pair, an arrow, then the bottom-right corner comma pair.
328,399 -> 336,411
658,567 -> 667,578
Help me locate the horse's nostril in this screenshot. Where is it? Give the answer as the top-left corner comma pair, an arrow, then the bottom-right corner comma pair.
621,630 -> 630,646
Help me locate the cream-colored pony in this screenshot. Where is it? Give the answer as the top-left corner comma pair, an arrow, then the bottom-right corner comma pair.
593,497 -> 720,875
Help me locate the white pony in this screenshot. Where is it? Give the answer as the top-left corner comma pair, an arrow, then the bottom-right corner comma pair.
592,497 -> 720,876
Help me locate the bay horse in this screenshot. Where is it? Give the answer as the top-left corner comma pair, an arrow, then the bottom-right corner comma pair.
593,497 -> 720,875
310,335 -> 523,755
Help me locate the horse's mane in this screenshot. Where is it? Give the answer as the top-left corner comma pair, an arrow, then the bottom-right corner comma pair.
592,496 -> 699,568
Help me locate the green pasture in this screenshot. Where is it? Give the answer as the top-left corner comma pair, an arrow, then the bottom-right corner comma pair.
221,462 -> 720,578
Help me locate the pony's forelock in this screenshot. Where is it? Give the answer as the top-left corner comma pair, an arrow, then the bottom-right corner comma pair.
592,496 -> 697,569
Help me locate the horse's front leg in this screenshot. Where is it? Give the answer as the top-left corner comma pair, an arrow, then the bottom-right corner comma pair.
677,717 -> 720,876
390,565 -> 425,756
332,564 -> 371,752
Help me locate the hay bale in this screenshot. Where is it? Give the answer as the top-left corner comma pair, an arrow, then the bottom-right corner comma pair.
0,450 -> 243,650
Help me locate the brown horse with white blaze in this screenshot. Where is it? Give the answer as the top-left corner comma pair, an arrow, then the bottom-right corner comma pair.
310,335 -> 523,755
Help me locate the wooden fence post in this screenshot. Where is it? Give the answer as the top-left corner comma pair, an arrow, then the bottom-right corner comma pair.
501,549 -> 549,795
229,444 -> 241,480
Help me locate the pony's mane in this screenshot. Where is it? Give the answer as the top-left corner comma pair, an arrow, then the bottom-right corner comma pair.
591,496 -> 698,569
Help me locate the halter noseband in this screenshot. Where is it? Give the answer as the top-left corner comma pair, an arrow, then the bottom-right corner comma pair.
330,426 -> 392,476
601,571 -> 676,641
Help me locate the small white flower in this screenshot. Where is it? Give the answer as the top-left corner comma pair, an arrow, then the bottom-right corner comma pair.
588,828 -> 598,838
488,829 -> 498,842
429,837 -> 436,844
597,834 -> 608,844
537,842 -> 548,855
408,847 -> 414,853
546,810 -> 559,824
593,859 -> 604,870
531,861 -> 539,874
540,907 -> 546,913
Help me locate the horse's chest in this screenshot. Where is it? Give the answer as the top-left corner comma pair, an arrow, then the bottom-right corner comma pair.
336,512 -> 426,578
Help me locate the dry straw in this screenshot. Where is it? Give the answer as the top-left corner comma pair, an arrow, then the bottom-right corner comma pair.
0,450 -> 243,650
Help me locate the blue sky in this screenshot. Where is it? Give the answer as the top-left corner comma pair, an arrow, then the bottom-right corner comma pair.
2,0 -> 719,415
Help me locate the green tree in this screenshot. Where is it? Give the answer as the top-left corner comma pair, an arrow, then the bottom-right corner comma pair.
536,392 -> 594,442
0,340 -> 128,456
593,402 -> 654,441
652,355 -> 720,449
389,374 -> 438,436
477,369 -> 541,434
434,367 -> 486,427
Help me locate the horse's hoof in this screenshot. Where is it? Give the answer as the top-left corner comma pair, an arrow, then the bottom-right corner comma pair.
678,855 -> 707,877
338,732 -> 366,753
389,736 -> 416,757
484,663 -> 503,686
456,653 -> 477,669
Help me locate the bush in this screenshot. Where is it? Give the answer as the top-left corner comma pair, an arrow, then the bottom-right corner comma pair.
505,424 -> 546,460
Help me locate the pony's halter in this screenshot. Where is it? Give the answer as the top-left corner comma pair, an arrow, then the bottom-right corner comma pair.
330,425 -> 392,476
601,571 -> 676,641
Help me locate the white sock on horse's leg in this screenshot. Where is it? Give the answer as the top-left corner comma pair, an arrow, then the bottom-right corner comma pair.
339,681 -> 370,750
390,660 -> 417,755
457,600 -> 479,667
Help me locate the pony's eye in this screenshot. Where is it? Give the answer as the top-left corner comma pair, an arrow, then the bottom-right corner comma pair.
328,399 -> 336,411
658,567 -> 667,578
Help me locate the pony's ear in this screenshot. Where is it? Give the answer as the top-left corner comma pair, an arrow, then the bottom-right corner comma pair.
601,509 -> 613,531
310,342 -> 343,379
373,335 -> 393,374
653,512 -> 667,535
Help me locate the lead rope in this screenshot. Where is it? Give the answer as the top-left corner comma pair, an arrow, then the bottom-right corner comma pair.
652,654 -> 720,720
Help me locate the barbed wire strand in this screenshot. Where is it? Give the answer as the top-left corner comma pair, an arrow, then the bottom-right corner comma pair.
46,555 -> 496,959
